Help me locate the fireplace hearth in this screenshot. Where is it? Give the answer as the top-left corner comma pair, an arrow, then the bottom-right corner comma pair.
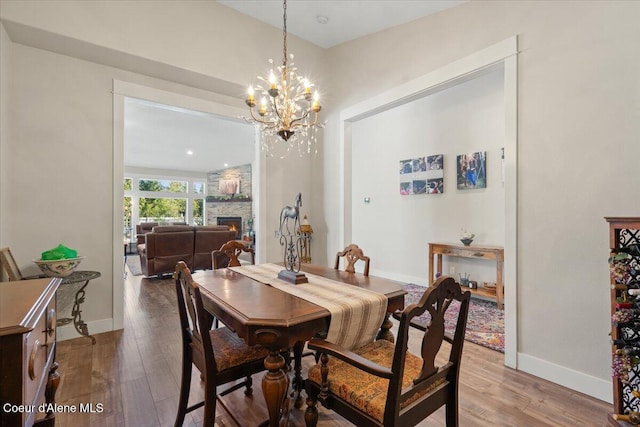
217,216 -> 242,240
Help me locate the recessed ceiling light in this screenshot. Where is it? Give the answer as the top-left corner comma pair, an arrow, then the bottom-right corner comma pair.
186,150 -> 194,155
316,15 -> 329,25
224,163 -> 229,167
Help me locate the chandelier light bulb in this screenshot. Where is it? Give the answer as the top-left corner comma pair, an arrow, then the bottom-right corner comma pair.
246,85 -> 256,107
311,91 -> 321,112
259,97 -> 268,116
269,70 -> 277,88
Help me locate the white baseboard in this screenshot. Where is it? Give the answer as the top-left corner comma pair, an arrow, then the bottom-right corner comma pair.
368,269 -> 428,286
56,318 -> 115,341
517,352 -> 612,403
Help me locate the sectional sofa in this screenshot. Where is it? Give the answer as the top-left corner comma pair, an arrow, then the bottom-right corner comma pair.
137,225 -> 236,277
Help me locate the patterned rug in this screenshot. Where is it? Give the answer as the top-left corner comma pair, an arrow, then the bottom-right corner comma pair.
403,283 -> 504,352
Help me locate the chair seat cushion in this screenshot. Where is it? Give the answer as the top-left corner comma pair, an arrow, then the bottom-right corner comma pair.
308,339 -> 443,423
210,327 -> 269,372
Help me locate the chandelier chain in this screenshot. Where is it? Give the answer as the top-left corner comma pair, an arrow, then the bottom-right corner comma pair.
282,0 -> 288,67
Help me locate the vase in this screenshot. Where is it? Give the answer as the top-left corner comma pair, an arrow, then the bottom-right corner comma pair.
460,238 -> 473,246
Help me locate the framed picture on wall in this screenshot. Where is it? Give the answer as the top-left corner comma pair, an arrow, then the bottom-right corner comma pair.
400,181 -> 413,195
426,154 -> 443,170
219,178 -> 240,195
427,178 -> 443,194
456,151 -> 486,190
400,159 -> 413,175
399,154 -> 444,195
413,179 -> 427,194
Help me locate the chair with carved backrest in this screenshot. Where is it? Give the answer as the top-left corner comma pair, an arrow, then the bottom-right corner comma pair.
212,240 -> 255,270
210,240 -> 256,329
0,247 -> 44,281
304,276 -> 470,427
173,261 -> 269,426
0,247 -> 23,281
334,243 -> 370,276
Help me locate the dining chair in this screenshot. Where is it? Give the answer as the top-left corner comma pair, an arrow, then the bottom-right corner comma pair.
304,275 -> 470,427
0,247 -> 44,281
0,247 -> 22,281
212,240 -> 255,269
334,243 -> 370,276
210,240 -> 256,328
173,261 -> 269,427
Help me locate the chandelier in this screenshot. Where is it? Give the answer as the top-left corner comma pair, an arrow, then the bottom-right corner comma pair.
245,0 -> 323,156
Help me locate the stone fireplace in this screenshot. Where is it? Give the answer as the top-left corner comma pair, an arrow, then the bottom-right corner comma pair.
206,164 -> 252,240
217,216 -> 242,240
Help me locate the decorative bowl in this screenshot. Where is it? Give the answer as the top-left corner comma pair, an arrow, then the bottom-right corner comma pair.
33,257 -> 84,278
460,238 -> 473,246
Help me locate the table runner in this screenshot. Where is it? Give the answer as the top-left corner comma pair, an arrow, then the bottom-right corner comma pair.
230,263 -> 388,350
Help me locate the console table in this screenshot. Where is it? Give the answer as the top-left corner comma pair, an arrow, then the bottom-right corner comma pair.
428,242 -> 504,309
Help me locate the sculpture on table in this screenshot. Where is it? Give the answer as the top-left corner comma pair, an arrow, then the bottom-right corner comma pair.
277,193 -> 308,284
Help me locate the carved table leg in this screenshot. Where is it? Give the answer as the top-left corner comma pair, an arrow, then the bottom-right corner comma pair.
291,341 -> 305,409
304,395 -> 318,427
376,312 -> 395,343
261,351 -> 290,427
46,361 -> 60,412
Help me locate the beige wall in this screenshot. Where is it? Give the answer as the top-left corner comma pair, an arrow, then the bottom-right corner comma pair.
0,0 -> 318,336
2,0 -> 639,400
316,0 -> 640,400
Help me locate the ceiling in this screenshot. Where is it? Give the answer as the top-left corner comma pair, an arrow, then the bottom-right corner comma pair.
124,1 -> 465,174
123,98 -> 255,174
217,0 -> 465,48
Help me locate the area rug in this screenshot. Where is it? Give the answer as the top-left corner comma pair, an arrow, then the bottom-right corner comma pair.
402,283 -> 504,352
125,255 -> 143,276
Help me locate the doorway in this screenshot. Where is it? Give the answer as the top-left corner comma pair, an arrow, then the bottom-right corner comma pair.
338,37 -> 518,367
112,81 -> 261,330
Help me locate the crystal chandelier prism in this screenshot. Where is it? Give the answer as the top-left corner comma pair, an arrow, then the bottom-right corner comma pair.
245,0 -> 323,157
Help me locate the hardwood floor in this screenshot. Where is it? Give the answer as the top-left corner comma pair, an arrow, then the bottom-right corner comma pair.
54,267 -> 612,426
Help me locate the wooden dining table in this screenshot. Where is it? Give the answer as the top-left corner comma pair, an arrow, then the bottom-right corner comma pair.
192,263 -> 406,427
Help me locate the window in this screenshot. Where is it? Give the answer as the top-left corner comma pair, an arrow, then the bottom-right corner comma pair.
193,182 -> 205,194
139,197 -> 186,223
193,199 -> 203,225
139,179 -> 187,193
124,175 -> 206,226
124,196 -> 132,228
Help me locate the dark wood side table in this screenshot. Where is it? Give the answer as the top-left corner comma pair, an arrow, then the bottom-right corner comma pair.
0,277 -> 61,427
56,271 -> 100,344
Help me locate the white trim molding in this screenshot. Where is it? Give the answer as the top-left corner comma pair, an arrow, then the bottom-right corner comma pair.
518,352 -> 612,403
338,36 -> 519,367
111,79 -> 261,331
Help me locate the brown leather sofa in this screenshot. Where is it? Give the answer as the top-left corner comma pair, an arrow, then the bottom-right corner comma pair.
137,225 -> 236,277
136,222 -> 158,245
193,226 -> 237,271
136,222 -> 187,245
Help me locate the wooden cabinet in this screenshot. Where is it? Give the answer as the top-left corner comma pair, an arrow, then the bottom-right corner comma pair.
428,242 -> 504,309
0,277 -> 61,427
606,217 -> 640,426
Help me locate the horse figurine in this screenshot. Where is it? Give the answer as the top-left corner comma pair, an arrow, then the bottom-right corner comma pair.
279,192 -> 302,236
277,193 -> 308,282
